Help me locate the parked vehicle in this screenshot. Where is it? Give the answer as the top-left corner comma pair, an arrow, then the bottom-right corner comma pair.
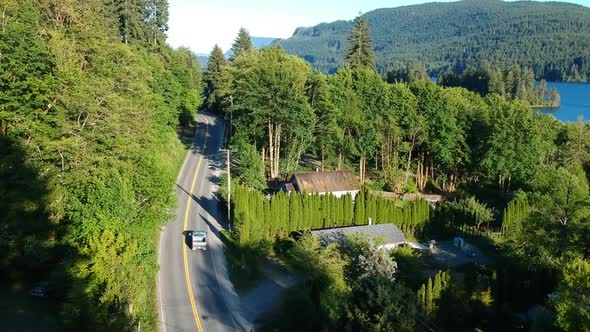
192,231 -> 207,250
30,283 -> 49,298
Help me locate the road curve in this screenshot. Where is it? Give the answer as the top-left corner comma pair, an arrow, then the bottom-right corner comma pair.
158,113 -> 248,332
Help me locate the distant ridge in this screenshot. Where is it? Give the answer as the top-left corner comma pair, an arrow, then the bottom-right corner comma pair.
275,0 -> 590,81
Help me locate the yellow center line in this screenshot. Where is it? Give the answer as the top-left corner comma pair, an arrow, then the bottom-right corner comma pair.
183,115 -> 209,332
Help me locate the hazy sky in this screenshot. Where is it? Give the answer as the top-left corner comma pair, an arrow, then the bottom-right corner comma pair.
167,0 -> 590,54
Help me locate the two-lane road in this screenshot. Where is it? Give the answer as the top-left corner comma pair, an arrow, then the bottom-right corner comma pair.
158,113 -> 247,332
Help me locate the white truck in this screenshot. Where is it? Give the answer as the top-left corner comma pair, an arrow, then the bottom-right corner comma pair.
191,230 -> 207,250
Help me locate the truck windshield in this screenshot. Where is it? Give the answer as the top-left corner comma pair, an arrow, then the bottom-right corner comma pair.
193,234 -> 206,242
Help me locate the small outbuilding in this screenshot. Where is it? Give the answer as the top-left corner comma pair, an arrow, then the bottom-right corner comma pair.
311,224 -> 407,249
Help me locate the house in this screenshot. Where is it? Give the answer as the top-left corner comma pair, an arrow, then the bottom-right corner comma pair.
288,170 -> 361,198
311,224 -> 407,249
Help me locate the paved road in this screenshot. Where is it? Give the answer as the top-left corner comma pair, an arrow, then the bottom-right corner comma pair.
158,113 -> 248,332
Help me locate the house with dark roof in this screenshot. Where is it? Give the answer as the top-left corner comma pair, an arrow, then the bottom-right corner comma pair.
311,224 -> 407,249
287,170 -> 361,198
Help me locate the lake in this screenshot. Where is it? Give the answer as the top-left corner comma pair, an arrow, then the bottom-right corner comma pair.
542,82 -> 590,122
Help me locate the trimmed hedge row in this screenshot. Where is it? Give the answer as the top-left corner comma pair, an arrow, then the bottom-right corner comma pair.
232,186 -> 430,246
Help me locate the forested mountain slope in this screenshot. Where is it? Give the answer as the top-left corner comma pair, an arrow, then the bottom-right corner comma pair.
275,0 -> 590,81
0,0 -> 202,330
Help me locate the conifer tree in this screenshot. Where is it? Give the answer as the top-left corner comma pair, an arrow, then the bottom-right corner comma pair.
263,196 -> 271,239
366,193 -> 376,223
342,194 -> 352,226
403,203 -> 410,227
418,284 -> 427,312
302,194 -> 311,230
279,192 -> 290,236
345,16 -> 375,70
231,27 -> 254,60
289,193 -> 302,231
433,273 -> 442,303
426,277 -> 434,316
144,0 -> 169,45
114,0 -> 144,44
252,190 -> 264,242
354,189 -> 366,224
326,194 -> 334,227
204,44 -> 230,113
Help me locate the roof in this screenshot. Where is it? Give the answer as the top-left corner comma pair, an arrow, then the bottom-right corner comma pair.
311,224 -> 407,246
292,170 -> 360,194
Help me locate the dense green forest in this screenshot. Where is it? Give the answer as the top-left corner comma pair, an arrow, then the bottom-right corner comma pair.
438,63 -> 561,108
275,0 -> 590,81
0,0 -> 201,330
208,22 -> 590,331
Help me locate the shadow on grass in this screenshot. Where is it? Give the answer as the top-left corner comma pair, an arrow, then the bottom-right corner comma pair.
218,230 -> 267,291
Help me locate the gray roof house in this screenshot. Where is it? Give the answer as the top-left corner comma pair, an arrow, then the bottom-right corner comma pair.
311,224 -> 407,249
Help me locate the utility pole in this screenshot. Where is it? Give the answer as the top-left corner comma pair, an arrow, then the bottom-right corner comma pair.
229,95 -> 234,139
221,96 -> 234,231
226,147 -> 231,231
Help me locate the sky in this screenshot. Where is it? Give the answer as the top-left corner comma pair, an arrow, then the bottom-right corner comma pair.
167,0 -> 590,55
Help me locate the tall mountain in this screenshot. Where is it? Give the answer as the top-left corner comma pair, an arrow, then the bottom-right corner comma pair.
275,0 -> 590,81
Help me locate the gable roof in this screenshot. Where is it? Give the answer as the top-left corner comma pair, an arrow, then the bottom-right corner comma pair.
292,170 -> 360,193
311,224 -> 407,246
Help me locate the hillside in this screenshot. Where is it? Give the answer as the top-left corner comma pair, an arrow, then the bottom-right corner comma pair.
275,0 -> 590,81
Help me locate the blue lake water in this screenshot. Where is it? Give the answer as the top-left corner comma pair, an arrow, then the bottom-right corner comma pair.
542,82 -> 590,122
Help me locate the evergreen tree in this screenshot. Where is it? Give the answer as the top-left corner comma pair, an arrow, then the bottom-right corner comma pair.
144,0 -> 169,45
426,277 -> 434,316
434,272 -> 442,303
313,194 -> 322,228
366,193 -> 377,223
320,194 -> 329,228
108,0 -> 169,45
231,27 -> 254,60
278,192 -> 290,236
263,196 -> 271,239
354,190 -> 366,225
345,16 -> 375,70
289,193 -> 302,232
270,192 -> 281,236
204,44 -> 230,113
113,0 -> 143,43
418,284 -> 426,312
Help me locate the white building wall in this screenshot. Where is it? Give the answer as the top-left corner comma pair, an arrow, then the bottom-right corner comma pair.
316,190 -> 359,199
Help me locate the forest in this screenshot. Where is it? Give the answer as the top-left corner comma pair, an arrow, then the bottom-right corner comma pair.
276,0 -> 590,82
2,0 -> 589,330
1,0 -> 202,330
207,18 -> 590,332
437,63 -> 561,108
